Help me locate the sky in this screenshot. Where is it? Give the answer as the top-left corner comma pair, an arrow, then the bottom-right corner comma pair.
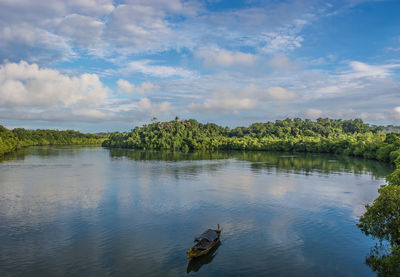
0,0 -> 399,132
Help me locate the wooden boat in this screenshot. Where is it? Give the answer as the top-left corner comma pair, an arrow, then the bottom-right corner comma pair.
186,225 -> 222,260
186,241 -> 221,273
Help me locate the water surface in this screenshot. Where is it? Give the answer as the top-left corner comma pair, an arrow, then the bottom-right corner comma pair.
0,147 -> 393,276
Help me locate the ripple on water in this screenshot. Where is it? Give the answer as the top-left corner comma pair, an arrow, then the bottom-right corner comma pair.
0,147 -> 389,276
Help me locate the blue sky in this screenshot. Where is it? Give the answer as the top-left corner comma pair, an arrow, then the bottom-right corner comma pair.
0,0 -> 399,132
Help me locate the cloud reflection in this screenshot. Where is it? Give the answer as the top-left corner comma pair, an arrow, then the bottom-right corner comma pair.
0,147 -> 391,276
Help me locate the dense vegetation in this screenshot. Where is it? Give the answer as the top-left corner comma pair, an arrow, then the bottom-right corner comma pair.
0,125 -> 106,156
358,154 -> 400,275
103,118 -> 395,162
103,117 -> 400,274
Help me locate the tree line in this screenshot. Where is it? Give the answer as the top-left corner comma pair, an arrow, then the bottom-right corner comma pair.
102,118 -> 395,162
0,125 -> 106,156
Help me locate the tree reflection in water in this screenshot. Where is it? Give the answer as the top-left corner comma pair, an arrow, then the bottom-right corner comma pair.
108,149 -> 392,179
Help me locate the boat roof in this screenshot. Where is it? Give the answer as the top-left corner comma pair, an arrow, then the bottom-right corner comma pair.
196,229 -> 218,242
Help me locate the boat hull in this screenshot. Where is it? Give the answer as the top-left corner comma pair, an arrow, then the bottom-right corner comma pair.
187,229 -> 221,260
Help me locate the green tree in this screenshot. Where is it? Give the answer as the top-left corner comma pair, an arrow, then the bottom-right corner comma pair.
358,184 -> 400,275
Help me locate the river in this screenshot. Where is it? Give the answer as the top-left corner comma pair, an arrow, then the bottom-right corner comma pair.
0,146 -> 393,276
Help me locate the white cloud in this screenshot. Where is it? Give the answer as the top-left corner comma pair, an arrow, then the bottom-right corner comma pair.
140,82 -> 159,92
0,0 -> 114,61
122,60 -> 195,78
261,33 -> 303,54
341,61 -> 400,80
305,108 -> 323,119
315,85 -> 341,95
187,85 -> 296,114
66,0 -> 115,16
266,87 -> 297,100
0,61 -> 175,123
55,14 -> 105,47
0,61 -> 113,122
268,54 -> 294,69
71,109 -> 111,120
0,0 -> 322,62
188,93 -> 257,114
187,86 -> 258,114
117,79 -> 134,94
116,79 -> 134,94
137,97 -> 171,116
117,79 -> 159,94
196,49 -> 258,68
259,20 -> 307,54
390,106 -> 400,120
123,0 -> 201,15
0,24 -> 74,61
105,4 -> 171,50
0,62 -> 176,124
0,61 -> 109,108
1,1 -> 400,128
97,1 -> 203,54
0,0 -> 114,20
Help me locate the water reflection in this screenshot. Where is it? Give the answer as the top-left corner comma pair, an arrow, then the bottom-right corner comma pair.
186,242 -> 221,274
109,149 -> 392,178
108,149 -> 231,162
0,147 -> 394,276
0,145 -> 102,163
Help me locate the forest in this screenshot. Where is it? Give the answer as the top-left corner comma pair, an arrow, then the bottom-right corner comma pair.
0,125 -> 106,156
102,118 -> 398,163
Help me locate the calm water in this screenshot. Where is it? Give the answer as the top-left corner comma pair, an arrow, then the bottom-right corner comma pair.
0,147 -> 393,276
